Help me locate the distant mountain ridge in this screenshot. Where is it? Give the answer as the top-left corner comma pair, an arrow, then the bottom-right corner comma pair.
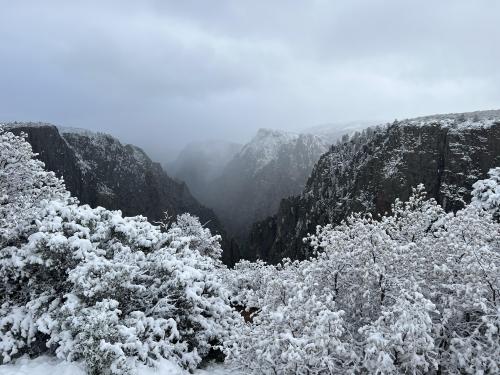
205,128 -> 329,248
249,109 -> 500,263
5,122 -> 238,265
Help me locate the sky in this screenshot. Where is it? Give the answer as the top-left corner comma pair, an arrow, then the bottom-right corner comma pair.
1,0 -> 499,162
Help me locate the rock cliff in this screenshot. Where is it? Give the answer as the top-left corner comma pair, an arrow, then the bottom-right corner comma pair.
249,111 -> 500,263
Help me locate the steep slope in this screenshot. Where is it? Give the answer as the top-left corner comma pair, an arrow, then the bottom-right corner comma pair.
169,140 -> 242,204
207,128 -> 329,244
249,110 -> 500,263
5,122 -> 238,265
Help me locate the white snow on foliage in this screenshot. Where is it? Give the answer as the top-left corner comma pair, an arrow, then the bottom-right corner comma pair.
0,128 -> 241,374
472,167 -> 500,218
224,184 -> 500,374
2,125 -> 500,374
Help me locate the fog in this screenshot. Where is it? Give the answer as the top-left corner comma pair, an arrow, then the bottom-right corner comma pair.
1,0 -> 499,162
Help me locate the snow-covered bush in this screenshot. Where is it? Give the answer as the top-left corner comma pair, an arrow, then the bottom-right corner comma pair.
0,130 -> 72,246
360,288 -> 438,374
226,185 -> 500,374
0,129 -> 239,374
472,167 -> 500,219
225,277 -> 357,374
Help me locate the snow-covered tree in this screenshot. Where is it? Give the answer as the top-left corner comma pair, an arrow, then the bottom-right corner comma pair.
0,129 -> 240,374
360,288 -> 438,374
226,185 -> 500,374
471,167 -> 500,219
171,213 -> 223,260
0,129 -> 72,246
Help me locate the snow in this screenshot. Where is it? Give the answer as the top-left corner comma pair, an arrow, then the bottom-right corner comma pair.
239,128 -> 300,171
382,154 -> 403,178
97,182 -> 116,196
235,128 -> 328,175
128,144 -> 151,166
2,121 -> 56,130
0,357 -> 241,375
401,109 -> 500,129
197,363 -> 245,375
57,126 -> 108,138
0,357 -> 86,375
60,125 -> 156,182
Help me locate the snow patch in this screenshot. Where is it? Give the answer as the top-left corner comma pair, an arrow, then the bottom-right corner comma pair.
0,357 -> 241,375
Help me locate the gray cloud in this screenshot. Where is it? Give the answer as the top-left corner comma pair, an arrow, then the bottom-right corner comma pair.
1,0 -> 499,161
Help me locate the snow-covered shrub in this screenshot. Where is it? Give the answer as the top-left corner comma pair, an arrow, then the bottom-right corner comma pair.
472,167 -> 500,219
226,185 -> 500,374
0,129 -> 72,246
225,272 -> 357,374
0,129 -> 239,374
223,260 -> 284,309
360,288 -> 438,374
224,259 -> 358,374
171,213 -> 223,260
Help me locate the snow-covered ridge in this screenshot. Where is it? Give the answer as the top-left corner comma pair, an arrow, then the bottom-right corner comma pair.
239,128 -> 299,171
2,121 -> 54,129
301,110 -> 500,147
59,126 -> 153,168
398,109 -> 500,129
58,125 -> 122,145
1,122 -> 120,145
238,128 -> 327,172
1,122 -> 115,140
57,125 -> 119,141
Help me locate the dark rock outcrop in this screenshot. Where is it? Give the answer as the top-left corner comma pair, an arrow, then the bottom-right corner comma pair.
249,112 -> 500,264
7,123 -> 239,265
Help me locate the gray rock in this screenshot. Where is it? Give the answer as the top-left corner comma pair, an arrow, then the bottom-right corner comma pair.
249,112 -> 500,264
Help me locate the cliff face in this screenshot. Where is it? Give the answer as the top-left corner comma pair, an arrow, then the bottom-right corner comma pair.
207,129 -> 329,244
7,123 -> 238,265
249,113 -> 500,264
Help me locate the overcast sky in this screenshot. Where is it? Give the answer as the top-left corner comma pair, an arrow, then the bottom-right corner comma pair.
1,0 -> 499,161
